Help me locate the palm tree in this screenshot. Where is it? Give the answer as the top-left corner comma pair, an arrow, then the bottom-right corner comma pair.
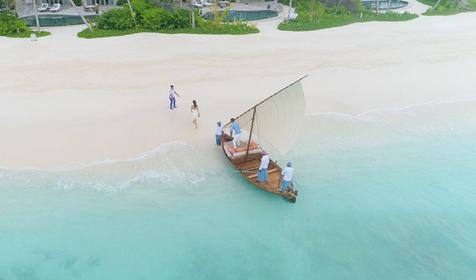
386,0 -> 392,12
32,0 -> 41,32
126,0 -> 137,27
67,0 -> 93,31
334,0 -> 343,15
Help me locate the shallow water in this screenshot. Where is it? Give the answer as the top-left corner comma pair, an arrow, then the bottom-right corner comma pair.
1,101 -> 476,279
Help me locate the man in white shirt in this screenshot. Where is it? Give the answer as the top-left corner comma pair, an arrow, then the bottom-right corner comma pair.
257,151 -> 270,182
281,161 -> 294,192
215,121 -> 224,145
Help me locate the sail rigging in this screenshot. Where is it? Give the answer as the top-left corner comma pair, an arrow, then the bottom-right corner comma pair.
225,76 -> 307,160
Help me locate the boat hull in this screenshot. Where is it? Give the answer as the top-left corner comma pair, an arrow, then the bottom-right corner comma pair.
221,134 -> 298,203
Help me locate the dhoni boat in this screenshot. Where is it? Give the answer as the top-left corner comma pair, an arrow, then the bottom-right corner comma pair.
221,76 -> 307,203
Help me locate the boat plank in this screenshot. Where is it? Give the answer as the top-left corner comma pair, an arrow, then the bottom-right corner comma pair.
247,168 -> 279,180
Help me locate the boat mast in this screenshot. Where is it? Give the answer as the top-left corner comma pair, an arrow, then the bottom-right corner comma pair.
226,75 -> 308,127
244,106 -> 257,162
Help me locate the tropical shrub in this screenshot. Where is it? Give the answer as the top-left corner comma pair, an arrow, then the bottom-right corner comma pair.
142,7 -> 189,30
130,0 -> 150,23
142,7 -> 168,30
278,0 -> 418,31
0,11 -> 29,35
165,9 -> 189,29
195,18 -> 258,34
420,0 -> 476,15
82,0 -> 259,36
96,8 -> 135,30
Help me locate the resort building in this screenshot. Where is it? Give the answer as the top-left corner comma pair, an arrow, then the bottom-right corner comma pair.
16,0 -> 117,17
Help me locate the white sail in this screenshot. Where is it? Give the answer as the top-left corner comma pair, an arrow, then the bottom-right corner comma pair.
226,77 -> 306,160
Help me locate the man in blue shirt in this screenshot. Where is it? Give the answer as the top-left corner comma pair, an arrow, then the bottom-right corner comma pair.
230,118 -> 241,148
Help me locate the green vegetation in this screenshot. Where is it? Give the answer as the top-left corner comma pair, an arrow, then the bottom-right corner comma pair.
0,11 -> 51,38
79,20 -> 258,38
78,0 -> 258,38
279,0 -> 418,31
420,0 -> 476,15
96,7 -> 136,30
78,28 -> 142,38
417,0 -> 437,5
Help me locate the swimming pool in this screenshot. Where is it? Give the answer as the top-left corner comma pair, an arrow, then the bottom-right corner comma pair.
362,0 -> 409,10
21,14 -> 96,27
203,9 -> 278,22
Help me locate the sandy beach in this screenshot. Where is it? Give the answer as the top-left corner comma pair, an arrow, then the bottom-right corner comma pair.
1,13 -> 476,169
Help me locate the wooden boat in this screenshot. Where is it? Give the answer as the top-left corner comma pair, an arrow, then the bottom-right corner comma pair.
221,76 -> 307,203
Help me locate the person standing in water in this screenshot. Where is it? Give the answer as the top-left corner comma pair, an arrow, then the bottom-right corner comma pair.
230,118 -> 241,149
257,151 -> 270,183
215,121 -> 224,145
191,100 -> 200,128
169,85 -> 180,110
281,162 -> 294,192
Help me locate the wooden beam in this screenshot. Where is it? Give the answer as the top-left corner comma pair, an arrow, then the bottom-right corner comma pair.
247,168 -> 279,180
244,106 -> 257,162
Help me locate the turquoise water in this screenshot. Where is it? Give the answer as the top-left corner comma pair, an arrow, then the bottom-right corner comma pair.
2,101 -> 476,279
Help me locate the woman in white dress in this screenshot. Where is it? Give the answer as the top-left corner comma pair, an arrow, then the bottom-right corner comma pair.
191,100 -> 200,128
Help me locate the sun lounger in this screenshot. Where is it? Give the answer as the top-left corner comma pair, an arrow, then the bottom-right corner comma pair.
49,3 -> 61,12
218,0 -> 230,8
84,4 -> 95,12
38,3 -> 49,12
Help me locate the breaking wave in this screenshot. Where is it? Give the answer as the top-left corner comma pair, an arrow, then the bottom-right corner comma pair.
0,140 -> 214,194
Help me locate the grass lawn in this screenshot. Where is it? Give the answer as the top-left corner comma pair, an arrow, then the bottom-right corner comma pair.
417,0 -> 436,6
417,0 -> 476,15
77,28 -> 143,39
279,12 -> 418,31
4,30 -> 51,38
78,24 -> 258,39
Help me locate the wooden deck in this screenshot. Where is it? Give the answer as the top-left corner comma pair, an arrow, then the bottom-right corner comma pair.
222,134 -> 284,195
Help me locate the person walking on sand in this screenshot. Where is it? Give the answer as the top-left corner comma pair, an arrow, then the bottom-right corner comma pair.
230,118 -> 241,149
257,151 -> 270,183
215,121 -> 224,145
281,162 -> 294,192
191,100 -> 200,128
169,85 -> 180,110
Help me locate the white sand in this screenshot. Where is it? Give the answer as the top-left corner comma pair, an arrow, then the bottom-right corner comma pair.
1,13 -> 476,169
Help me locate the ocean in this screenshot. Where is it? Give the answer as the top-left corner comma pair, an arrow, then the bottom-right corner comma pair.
1,101 -> 476,279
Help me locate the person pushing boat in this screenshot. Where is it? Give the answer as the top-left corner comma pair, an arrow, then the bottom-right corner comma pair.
281,162 -> 294,193
215,121 -> 224,145
257,151 -> 270,183
230,118 -> 241,149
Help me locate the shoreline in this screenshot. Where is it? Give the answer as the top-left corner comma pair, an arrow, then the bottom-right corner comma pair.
1,13 -> 475,169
